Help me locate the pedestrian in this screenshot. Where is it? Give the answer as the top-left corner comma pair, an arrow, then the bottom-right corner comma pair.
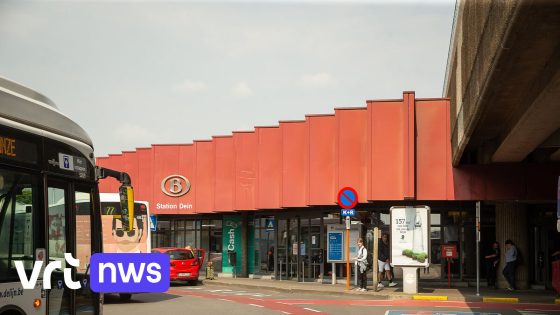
484,241 -> 500,288
354,238 -> 368,292
377,233 -> 397,290
267,246 -> 274,272
502,240 -> 517,291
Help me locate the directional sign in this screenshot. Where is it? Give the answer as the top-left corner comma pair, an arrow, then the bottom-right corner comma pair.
341,208 -> 355,217
337,187 -> 358,209
265,218 -> 275,232
149,214 -> 157,232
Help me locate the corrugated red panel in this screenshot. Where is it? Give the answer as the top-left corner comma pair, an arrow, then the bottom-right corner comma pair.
214,136 -> 235,212
336,108 -> 369,202
152,145 -> 181,214
416,99 -> 448,200
233,132 -> 258,210
281,121 -> 309,207
307,115 -> 337,205
178,145 -> 196,214
368,100 -> 404,200
136,148 -> 153,206
256,127 -> 282,209
194,141 -> 215,213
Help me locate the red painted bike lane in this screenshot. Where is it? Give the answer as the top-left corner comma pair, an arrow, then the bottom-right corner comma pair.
168,288 -> 560,314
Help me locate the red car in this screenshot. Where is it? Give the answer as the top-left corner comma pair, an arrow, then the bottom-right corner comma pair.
152,247 -> 206,284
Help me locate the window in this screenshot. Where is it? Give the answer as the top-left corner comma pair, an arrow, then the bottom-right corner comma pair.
0,169 -> 37,281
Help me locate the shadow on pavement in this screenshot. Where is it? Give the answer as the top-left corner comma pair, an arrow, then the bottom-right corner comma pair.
104,292 -> 180,304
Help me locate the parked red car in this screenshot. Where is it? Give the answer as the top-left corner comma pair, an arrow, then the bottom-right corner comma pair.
152,247 -> 206,284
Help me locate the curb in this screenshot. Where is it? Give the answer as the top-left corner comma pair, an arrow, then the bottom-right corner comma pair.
482,297 -> 519,303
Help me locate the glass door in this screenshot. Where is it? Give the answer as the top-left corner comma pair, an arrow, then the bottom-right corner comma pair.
74,186 -> 97,314
47,181 -> 71,315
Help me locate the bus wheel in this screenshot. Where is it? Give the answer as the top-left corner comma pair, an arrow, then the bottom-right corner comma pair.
119,293 -> 132,302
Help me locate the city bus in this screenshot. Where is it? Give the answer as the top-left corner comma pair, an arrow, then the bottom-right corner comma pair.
98,193 -> 150,301
0,77 -> 134,315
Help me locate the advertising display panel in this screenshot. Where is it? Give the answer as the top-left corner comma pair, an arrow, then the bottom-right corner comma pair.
390,206 -> 430,267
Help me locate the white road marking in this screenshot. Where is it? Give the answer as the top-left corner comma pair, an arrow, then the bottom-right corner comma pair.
219,298 -> 233,302
303,307 -> 321,313
248,303 -> 264,308
280,312 -> 291,315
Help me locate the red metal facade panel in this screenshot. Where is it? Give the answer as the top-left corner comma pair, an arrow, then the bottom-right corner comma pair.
214,136 -> 235,212
178,145 -> 196,214
281,121 -> 309,207
416,100 -> 448,200
136,148 -> 153,206
152,145 -> 191,215
403,92 -> 416,199
256,127 -> 282,209
194,141 -> 215,213
336,109 -> 369,202
445,100 -> 455,200
308,115 -> 337,205
233,132 -> 258,210
369,101 -> 404,200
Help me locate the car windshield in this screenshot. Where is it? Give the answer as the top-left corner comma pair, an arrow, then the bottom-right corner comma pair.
166,250 -> 194,260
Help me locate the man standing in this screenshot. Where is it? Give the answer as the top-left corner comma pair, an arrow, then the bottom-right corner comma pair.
377,233 -> 397,289
484,242 -> 500,288
354,238 -> 368,291
503,240 -> 517,291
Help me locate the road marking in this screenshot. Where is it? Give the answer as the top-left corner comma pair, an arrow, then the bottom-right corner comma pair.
280,312 -> 291,315
248,303 -> 264,308
219,298 -> 233,302
303,308 -> 321,313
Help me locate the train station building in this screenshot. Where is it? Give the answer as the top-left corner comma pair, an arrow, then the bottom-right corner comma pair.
98,1 -> 560,290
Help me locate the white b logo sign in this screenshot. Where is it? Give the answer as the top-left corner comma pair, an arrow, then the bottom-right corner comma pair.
161,175 -> 190,197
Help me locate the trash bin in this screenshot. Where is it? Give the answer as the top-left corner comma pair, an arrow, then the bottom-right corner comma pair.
228,250 -> 237,278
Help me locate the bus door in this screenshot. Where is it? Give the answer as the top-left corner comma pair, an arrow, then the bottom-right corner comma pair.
47,179 -> 98,315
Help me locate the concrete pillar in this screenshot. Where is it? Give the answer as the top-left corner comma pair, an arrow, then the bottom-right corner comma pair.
495,203 -> 529,289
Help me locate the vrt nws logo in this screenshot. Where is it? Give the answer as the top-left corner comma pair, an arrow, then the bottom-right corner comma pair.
161,175 -> 191,197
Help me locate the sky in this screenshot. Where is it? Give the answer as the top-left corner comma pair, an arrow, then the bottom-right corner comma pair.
0,0 -> 456,157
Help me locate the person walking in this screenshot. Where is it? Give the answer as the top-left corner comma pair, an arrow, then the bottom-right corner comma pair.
484,241 -> 500,288
502,240 -> 517,291
354,238 -> 368,292
377,233 -> 397,290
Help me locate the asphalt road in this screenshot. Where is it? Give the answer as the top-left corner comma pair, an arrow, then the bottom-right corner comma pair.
103,283 -> 560,315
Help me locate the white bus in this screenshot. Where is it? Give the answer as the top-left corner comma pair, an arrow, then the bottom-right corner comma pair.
0,77 -> 134,315
98,193 -> 150,301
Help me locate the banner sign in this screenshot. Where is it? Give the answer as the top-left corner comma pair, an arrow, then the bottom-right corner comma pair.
390,206 -> 430,267
327,231 -> 344,262
222,215 -> 242,274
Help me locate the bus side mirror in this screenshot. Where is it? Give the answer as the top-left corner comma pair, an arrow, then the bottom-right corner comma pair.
119,185 -> 135,231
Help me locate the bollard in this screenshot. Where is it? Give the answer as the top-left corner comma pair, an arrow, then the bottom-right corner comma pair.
302,260 -> 305,283
354,261 -> 357,286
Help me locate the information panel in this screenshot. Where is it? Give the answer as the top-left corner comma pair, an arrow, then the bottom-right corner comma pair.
327,231 -> 344,262
390,206 -> 430,267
